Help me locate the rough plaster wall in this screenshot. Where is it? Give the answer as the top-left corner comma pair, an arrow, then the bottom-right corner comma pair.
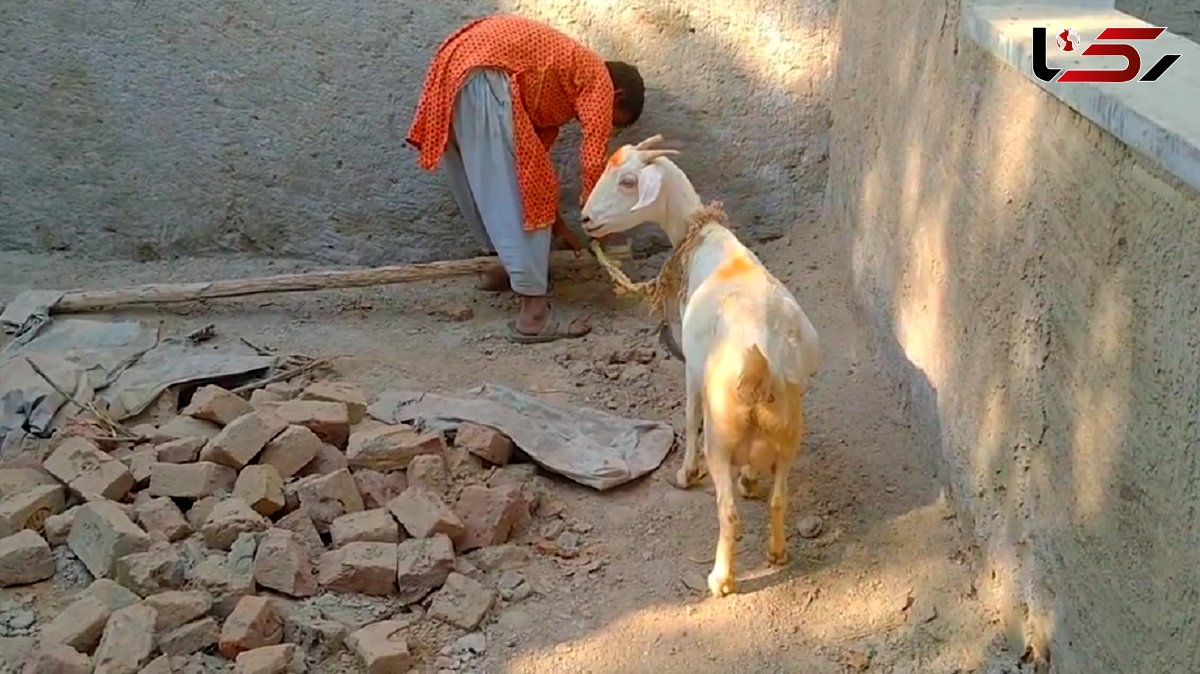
0,0 -> 833,264
825,0 -> 1200,671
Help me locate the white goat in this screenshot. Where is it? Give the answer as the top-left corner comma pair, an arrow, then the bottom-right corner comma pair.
580,135 -> 820,598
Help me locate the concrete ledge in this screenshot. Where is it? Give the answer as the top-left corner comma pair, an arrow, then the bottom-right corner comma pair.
963,4 -> 1200,193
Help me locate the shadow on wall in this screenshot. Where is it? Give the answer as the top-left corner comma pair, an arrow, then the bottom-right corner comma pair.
828,0 -> 1200,671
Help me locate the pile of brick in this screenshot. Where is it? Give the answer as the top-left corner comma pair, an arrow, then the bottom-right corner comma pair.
0,379 -> 555,673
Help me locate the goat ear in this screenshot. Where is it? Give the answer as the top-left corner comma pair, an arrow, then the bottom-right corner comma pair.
631,163 -> 664,211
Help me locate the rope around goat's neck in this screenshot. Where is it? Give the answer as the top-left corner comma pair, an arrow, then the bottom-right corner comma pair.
590,201 -> 727,319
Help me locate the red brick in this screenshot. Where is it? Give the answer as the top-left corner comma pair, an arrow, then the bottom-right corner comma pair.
452,485 -> 529,552
183,385 -> 253,426
219,596 -> 283,659
454,422 -> 514,466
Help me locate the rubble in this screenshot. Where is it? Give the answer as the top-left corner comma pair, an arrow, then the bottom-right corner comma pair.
152,416 -> 221,443
395,534 -> 456,605
387,487 -> 465,545
155,436 -> 205,464
44,437 -> 134,501
293,468 -> 363,532
329,509 -> 400,547
253,529 -> 317,597
318,542 -> 398,596
299,381 -> 368,424
347,620 -> 412,674
219,596 -> 283,658
274,400 -> 351,448
29,645 -> 92,674
67,501 -> 151,579
201,499 -> 269,551
143,590 -> 213,632
183,385 -> 253,426
346,424 -> 445,471
133,497 -> 191,543
0,530 -> 54,586
0,483 -> 64,538
453,484 -> 529,552
233,465 -> 286,517
455,422 -> 515,466
158,617 -> 220,656
113,542 -> 186,596
293,442 -> 349,478
233,643 -> 297,674
41,579 -> 140,652
274,510 -> 326,562
92,603 -> 157,674
257,425 -> 322,479
352,469 -> 408,509
428,572 -> 496,630
202,411 -> 288,469
407,454 -> 450,496
149,462 -> 237,499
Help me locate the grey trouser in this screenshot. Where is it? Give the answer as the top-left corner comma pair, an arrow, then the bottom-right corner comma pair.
443,68 -> 552,296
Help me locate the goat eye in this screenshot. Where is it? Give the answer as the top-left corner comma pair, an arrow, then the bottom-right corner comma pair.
618,175 -> 637,188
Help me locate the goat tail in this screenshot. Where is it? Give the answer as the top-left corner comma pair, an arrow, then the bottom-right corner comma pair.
737,344 -> 788,435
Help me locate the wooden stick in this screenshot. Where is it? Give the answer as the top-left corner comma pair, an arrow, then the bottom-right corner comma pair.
51,247 -> 632,314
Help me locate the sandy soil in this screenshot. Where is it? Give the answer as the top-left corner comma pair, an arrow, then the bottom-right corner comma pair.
0,216 -> 1034,673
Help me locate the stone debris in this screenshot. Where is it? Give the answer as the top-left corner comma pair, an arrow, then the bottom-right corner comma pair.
113,542 -> 186,596
455,422 -> 515,466
274,400 -> 351,448
202,411 -> 288,470
143,590 -> 213,632
329,508 -> 401,547
352,469 -> 408,509
299,381 -> 368,424
149,462 -> 237,499
67,501 -> 151,579
347,620 -> 412,674
0,530 -> 54,586
92,603 -> 157,674
183,385 -> 254,426
346,424 -> 445,471
219,596 -> 283,659
10,378 -> 589,673
0,483 -> 65,538
233,464 -> 286,517
395,534 -> 456,605
201,498 -> 269,551
387,487 -> 465,545
233,643 -> 297,674
253,528 -> 317,598
257,425 -> 322,479
428,572 -> 496,630
293,468 -> 363,532
318,542 -> 398,596
44,437 -> 134,501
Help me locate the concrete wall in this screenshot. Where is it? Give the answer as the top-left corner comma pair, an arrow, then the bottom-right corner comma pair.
0,0 -> 833,264
825,0 -> 1200,671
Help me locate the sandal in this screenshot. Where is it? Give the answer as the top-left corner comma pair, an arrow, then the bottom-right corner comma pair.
506,309 -> 591,344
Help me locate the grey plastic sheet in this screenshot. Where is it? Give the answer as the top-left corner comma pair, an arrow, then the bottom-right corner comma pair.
368,384 -> 675,491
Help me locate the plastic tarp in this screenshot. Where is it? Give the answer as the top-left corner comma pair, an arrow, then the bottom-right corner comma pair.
368,384 -> 675,491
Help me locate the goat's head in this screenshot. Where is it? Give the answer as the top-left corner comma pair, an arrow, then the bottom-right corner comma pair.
580,134 -> 681,239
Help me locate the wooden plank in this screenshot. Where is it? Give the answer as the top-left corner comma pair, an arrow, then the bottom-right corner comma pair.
51,246 -> 632,313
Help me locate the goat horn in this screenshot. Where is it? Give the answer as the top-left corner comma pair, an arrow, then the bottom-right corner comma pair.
633,134 -> 666,151
641,149 -> 680,162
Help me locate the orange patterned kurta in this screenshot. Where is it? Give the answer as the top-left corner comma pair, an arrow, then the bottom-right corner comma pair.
406,15 -> 615,232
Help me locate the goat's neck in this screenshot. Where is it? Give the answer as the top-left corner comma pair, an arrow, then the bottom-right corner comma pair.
656,161 -> 706,248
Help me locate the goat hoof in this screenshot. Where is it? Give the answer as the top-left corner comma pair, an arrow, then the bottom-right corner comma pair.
707,571 -> 735,598
674,466 -> 704,489
768,547 -> 790,567
737,475 -> 764,500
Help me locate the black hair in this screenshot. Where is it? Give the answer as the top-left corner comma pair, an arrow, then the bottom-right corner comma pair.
605,61 -> 645,126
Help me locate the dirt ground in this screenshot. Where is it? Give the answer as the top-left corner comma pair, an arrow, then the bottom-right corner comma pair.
0,217 -> 1034,673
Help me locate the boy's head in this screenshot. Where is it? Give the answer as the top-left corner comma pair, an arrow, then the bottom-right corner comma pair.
606,61 -> 645,128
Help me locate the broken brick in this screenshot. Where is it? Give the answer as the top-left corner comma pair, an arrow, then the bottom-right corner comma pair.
142,590 -> 213,632
233,643 -> 297,674
0,483 -> 64,538
346,424 -> 445,472
133,497 -> 191,543
257,425 -> 322,479
43,437 -> 134,501
352,469 -> 407,509
40,579 -> 140,653
151,416 -> 221,444
0,467 -> 56,500
113,542 -> 186,596
188,546 -> 256,620
317,542 -> 397,596
346,621 -> 412,674
201,410 -> 288,469
92,603 -> 157,674
0,530 -> 54,587
249,388 -> 286,408
149,462 -> 237,499
387,487 -> 465,545
453,484 -> 529,552
299,381 -> 367,424
43,505 -> 78,546
329,509 -> 400,547
183,385 -> 253,426
157,617 -> 219,656
428,572 -> 496,630
274,510 -> 326,562
395,534 -> 456,605
294,442 -> 349,478
125,447 -> 159,488
28,645 -> 92,674
154,436 -> 204,464
455,422 -> 514,466
201,499 -> 269,551
293,468 -> 363,533
67,501 -> 152,579
233,465 -> 286,517
219,596 -> 283,659
253,529 -> 317,598
274,400 -> 350,448
186,496 -> 219,530
406,454 -> 449,496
